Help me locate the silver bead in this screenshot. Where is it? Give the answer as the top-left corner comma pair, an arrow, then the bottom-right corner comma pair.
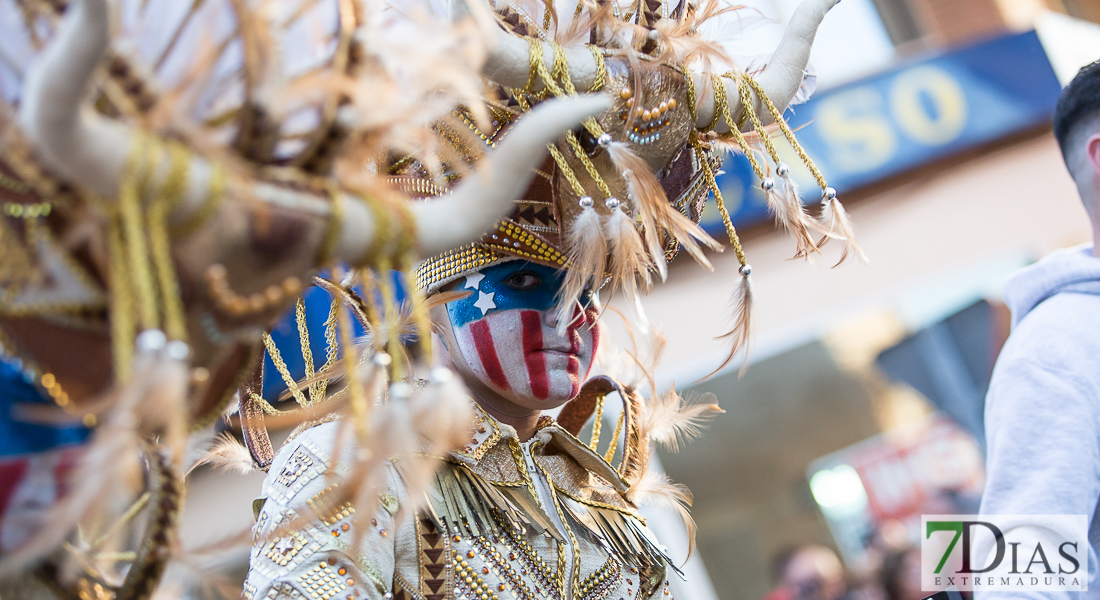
739,264 -> 752,276
761,178 -> 775,192
389,382 -> 412,400
824,187 -> 837,200
372,352 -> 392,367
429,366 -> 453,385
597,133 -> 612,148
165,340 -> 191,362
578,196 -> 594,209
135,329 -> 166,353
776,163 -> 790,177
605,197 -> 621,210
384,594 -> 393,600
648,29 -> 660,41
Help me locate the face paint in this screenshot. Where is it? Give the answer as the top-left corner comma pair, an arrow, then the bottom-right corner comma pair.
445,262 -> 599,406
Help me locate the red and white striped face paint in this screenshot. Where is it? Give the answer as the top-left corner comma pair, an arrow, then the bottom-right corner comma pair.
443,262 -> 599,408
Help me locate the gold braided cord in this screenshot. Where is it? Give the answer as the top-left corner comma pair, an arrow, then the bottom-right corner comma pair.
587,45 -> 606,92
743,74 -> 829,190
737,76 -> 786,173
106,215 -> 135,381
542,0 -> 552,33
565,131 -> 613,199
250,392 -> 299,416
692,135 -> 747,266
546,143 -> 587,197
316,297 -> 341,401
262,332 -> 309,406
552,42 -> 573,94
119,136 -> 160,331
588,394 -> 605,451
716,81 -> 767,181
702,75 -> 725,133
148,142 -> 190,342
678,66 -> 699,124
524,38 -> 540,93
549,42 -> 604,138
169,162 -> 225,239
604,411 -> 624,463
529,38 -> 564,97
295,298 -> 319,405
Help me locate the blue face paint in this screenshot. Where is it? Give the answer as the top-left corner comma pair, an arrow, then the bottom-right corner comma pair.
445,262 -> 593,328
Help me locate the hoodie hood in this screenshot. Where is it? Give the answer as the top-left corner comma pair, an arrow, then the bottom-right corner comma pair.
1004,243 -> 1100,327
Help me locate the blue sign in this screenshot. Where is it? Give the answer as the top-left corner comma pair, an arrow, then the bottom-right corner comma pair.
705,30 -> 1063,235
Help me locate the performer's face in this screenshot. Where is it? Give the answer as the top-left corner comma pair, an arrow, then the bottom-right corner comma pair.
433,261 -> 599,412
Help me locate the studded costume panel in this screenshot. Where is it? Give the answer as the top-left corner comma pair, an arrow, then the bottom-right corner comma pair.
245,415 -> 677,600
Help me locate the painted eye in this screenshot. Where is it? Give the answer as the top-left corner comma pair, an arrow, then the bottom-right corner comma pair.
503,271 -> 541,289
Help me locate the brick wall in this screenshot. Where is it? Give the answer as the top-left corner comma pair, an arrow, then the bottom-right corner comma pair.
907,0 -> 1007,45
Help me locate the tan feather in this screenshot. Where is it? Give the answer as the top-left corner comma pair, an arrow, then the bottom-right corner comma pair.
818,196 -> 868,266
703,271 -> 754,380
764,175 -> 820,260
188,432 -> 255,476
603,207 -> 653,328
556,205 -> 607,332
626,468 -> 697,559
643,390 -> 724,452
607,141 -> 721,277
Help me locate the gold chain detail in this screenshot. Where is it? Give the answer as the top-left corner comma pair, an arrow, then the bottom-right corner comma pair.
702,74 -> 725,133
604,411 -> 624,463
587,46 -> 606,93
565,131 -> 613,199
743,74 -> 829,190
736,75 -> 785,172
119,136 -> 161,331
148,142 -> 190,341
295,297 -> 319,405
262,332 -> 309,406
692,135 -> 746,266
589,394 -> 605,451
546,144 -> 587,197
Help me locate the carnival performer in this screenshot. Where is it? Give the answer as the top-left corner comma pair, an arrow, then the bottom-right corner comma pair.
242,0 -> 853,598
0,0 -> 604,596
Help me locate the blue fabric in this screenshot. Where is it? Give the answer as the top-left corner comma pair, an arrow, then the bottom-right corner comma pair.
261,270 -> 409,401
0,354 -> 90,457
446,262 -> 570,328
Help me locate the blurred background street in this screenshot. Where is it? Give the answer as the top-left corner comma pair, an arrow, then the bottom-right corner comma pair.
180,1 -> 1100,598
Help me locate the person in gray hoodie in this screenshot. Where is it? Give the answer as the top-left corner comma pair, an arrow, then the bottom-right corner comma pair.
978,61 -> 1100,599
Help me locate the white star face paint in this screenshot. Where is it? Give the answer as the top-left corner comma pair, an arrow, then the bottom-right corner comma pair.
442,262 -> 600,409
464,272 -> 485,290
473,291 -> 497,316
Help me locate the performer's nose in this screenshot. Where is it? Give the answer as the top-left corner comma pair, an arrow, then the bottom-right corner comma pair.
545,302 -> 587,329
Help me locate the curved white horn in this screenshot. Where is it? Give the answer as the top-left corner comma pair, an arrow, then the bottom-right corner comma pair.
697,0 -> 840,132
449,0 -> 600,92
393,95 -> 610,257
19,0 -> 133,200
481,33 -> 602,92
